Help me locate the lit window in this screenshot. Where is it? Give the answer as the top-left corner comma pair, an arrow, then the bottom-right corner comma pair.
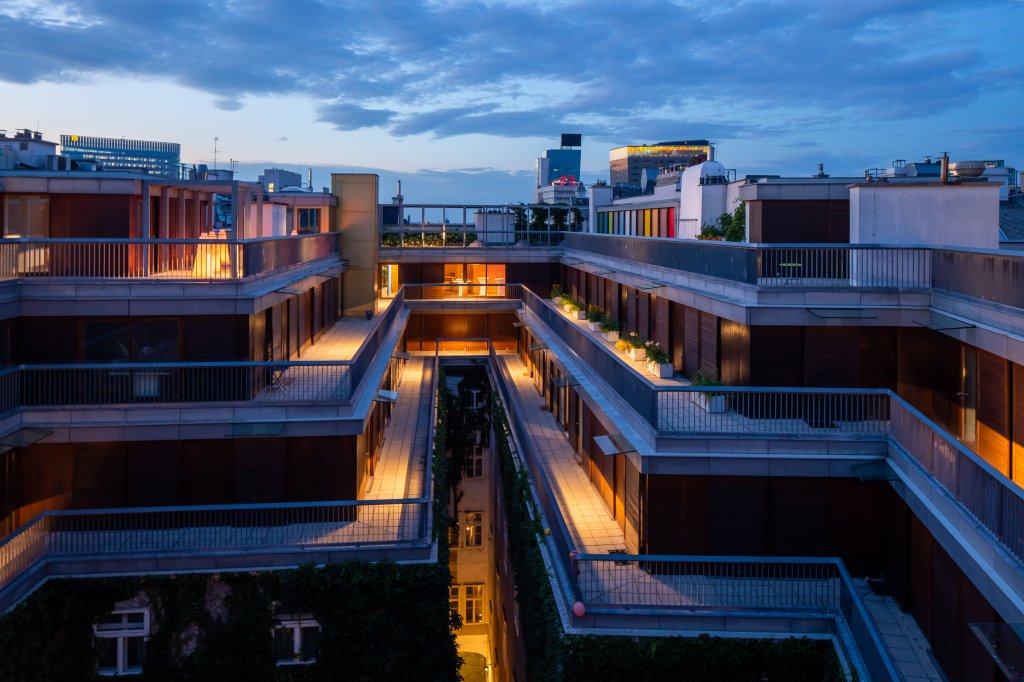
273,614 -> 320,666
95,608 -> 149,676
464,512 -> 483,547
465,585 -> 485,624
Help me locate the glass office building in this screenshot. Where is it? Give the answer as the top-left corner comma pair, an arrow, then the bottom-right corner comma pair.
60,134 -> 181,178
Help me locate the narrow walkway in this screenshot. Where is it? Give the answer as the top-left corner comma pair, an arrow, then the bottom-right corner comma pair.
360,357 -> 434,539
855,580 -> 944,681
497,354 -> 625,554
364,357 -> 433,501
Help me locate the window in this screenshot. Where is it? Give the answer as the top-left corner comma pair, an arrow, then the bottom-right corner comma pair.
3,194 -> 49,238
464,584 -> 485,624
464,511 -> 483,547
273,614 -> 320,666
449,586 -> 460,618
298,208 -> 320,234
464,443 -> 484,478
95,608 -> 149,676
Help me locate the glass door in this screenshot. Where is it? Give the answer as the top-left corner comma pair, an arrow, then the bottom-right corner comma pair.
961,346 -> 977,445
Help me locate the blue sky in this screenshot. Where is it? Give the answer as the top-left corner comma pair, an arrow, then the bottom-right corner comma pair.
1,0 -> 1022,203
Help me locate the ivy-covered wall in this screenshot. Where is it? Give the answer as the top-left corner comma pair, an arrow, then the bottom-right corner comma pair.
0,562 -> 460,682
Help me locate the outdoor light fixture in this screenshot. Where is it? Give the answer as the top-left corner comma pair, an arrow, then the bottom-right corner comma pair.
373,389 -> 399,404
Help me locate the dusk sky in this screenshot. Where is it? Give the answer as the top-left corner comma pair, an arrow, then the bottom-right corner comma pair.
2,0 -> 1022,202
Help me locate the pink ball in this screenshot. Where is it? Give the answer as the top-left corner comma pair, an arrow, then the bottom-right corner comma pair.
572,602 -> 586,617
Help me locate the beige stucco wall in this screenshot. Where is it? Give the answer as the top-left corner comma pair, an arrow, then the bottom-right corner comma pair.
330,174 -> 379,315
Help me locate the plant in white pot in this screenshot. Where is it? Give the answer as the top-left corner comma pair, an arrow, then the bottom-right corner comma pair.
643,342 -> 673,378
586,305 -> 605,331
690,368 -> 726,413
550,282 -> 565,305
567,297 -> 587,320
599,317 -> 620,342
621,332 -> 646,361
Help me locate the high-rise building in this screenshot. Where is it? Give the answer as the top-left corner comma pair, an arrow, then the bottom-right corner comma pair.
534,134 -> 582,201
609,139 -> 713,186
60,134 -> 181,177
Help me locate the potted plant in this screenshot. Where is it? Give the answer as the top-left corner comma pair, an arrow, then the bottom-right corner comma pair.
550,282 -> 565,305
566,297 -> 587,320
643,342 -> 673,378
690,368 -> 726,413
615,337 -> 631,353
599,317 -> 620,342
586,305 -> 605,331
622,332 -> 646,361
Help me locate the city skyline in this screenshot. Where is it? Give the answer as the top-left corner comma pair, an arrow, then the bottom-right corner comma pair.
1,1 -> 1022,201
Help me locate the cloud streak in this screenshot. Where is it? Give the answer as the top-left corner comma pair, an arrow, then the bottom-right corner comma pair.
0,0 -> 1018,145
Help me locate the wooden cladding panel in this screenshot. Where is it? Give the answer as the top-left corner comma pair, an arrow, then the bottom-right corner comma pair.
670,301 -> 685,372
719,320 -> 750,386
1014,363 -> 1024,485
73,443 -> 126,509
699,312 -> 718,373
683,307 -> 700,377
624,286 -> 637,334
977,350 -> 1010,476
637,291 -> 650,340
804,327 -> 860,387
708,477 -> 768,554
653,296 -> 670,350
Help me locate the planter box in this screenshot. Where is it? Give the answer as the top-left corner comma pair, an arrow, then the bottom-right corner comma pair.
645,361 -> 673,379
587,321 -> 602,331
553,296 -> 564,305
563,303 -> 574,313
626,347 -> 645,361
602,330 -> 619,342
692,392 -> 726,413
575,310 -> 587,321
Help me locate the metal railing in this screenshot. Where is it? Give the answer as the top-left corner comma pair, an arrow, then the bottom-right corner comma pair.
0,289 -> 405,413
381,228 -> 566,249
403,283 -> 523,300
890,399 -> 1024,565
656,387 -> 891,435
0,497 -> 430,609
0,233 -> 339,281
16,361 -> 353,405
577,554 -> 840,611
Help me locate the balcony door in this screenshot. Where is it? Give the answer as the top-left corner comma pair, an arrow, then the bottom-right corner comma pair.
960,346 -> 978,446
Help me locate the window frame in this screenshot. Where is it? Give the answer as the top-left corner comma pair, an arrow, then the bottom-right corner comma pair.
273,613 -> 320,666
463,511 -> 483,547
94,607 -> 150,676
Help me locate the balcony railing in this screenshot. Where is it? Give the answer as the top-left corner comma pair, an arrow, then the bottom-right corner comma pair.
403,283 -> 523,300
524,286 -> 1024,569
0,288 -> 404,413
381,228 -> 566,249
0,497 -> 429,612
0,233 -> 340,280
481,336 -> 898,680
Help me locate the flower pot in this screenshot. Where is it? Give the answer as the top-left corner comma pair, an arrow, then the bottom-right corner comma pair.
587,321 -> 601,331
602,331 -> 619,342
575,310 -> 587,320
626,347 -> 645,361
692,392 -> 726,413
563,303 -> 574,313
645,361 -> 673,379
553,296 -> 564,305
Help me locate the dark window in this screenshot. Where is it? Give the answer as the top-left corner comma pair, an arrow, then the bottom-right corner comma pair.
132,320 -> 178,361
83,320 -> 130,362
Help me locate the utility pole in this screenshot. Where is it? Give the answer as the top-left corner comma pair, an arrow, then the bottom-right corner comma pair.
213,137 -> 219,170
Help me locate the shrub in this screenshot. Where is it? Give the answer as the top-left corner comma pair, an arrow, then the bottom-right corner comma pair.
623,331 -> 645,349
644,342 -> 671,365
566,297 -> 584,312
691,368 -> 725,386
615,338 -> 631,352
599,317 -> 620,333
550,282 -> 564,299
586,305 -> 605,323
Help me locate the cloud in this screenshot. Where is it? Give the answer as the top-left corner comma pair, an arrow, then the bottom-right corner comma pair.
317,101 -> 396,130
0,0 -> 1019,144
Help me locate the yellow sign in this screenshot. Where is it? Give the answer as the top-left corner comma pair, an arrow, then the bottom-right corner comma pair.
70,135 -> 78,142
